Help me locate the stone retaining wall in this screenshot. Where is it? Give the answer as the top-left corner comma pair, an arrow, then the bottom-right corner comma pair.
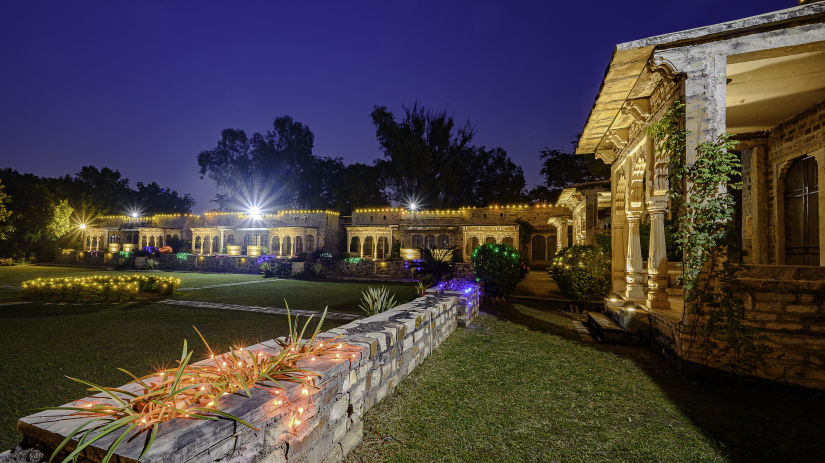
6,291 -> 474,463
644,265 -> 825,390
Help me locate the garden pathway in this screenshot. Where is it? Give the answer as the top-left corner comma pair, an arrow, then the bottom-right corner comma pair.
158,299 -> 362,321
177,279 -> 280,291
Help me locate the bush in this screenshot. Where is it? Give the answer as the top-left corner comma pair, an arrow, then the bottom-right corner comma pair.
419,247 -> 457,282
144,258 -> 158,270
549,245 -> 610,301
21,274 -> 181,303
390,241 -> 402,260
471,243 -> 527,298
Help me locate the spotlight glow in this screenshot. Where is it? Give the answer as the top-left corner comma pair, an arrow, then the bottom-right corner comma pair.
78,223 -> 87,230
248,206 -> 262,220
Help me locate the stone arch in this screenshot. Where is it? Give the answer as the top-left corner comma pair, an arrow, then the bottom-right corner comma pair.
283,236 -> 291,256
141,236 -> 147,247
272,235 -> 280,254
194,236 -> 201,253
502,236 -> 514,247
305,235 -> 314,253
203,235 -> 210,254
377,236 -> 388,259
484,236 -> 496,244
295,236 -> 304,254
149,236 -> 155,247
349,236 -> 360,253
212,236 -> 220,254
363,236 -> 374,257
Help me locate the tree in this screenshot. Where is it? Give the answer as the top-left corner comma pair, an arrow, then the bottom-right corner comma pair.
133,182 -> 195,213
0,180 -> 14,240
197,116 -> 320,209
371,103 -> 526,208
46,199 -> 73,239
329,163 -> 389,214
538,148 -> 609,190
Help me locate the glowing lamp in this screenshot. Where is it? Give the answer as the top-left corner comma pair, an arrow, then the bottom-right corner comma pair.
246,246 -> 261,257
248,206 -> 262,220
78,223 -> 87,230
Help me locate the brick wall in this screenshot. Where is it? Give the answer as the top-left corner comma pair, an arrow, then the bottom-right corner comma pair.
8,291 -> 475,463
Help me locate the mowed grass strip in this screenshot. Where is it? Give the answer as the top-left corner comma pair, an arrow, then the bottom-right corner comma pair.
346,307 -> 825,463
0,300 -> 342,451
171,279 -> 417,313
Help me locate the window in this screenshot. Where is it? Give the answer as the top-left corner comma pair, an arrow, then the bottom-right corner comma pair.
412,235 -> 423,249
784,155 -> 819,265
306,235 -> 314,252
349,236 -> 360,253
437,234 -> 450,249
295,236 -> 304,254
424,235 -> 436,249
502,237 -> 514,247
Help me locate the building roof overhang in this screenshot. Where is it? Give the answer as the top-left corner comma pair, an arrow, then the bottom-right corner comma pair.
575,2 -> 825,158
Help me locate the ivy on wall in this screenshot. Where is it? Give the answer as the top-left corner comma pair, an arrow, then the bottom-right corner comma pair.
646,102 -> 767,372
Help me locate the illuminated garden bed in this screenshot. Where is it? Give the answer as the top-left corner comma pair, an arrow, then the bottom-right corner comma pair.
21,275 -> 181,303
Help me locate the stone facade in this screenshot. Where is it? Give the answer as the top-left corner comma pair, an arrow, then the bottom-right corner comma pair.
9,291 -> 476,463
577,3 -> 825,388
346,205 -> 579,266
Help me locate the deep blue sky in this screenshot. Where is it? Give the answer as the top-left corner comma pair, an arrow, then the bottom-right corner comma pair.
0,0 -> 784,211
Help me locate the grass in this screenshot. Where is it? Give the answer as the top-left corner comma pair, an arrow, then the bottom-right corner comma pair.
171,279 -> 417,313
346,300 -> 825,463
0,301 -> 342,452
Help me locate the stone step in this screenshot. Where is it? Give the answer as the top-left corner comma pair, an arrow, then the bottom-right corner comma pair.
667,287 -> 684,297
585,311 -> 636,344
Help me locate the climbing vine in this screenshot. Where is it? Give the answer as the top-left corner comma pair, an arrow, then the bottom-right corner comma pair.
646,102 -> 766,372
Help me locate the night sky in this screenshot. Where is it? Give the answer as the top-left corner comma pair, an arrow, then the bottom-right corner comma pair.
0,0 -> 785,211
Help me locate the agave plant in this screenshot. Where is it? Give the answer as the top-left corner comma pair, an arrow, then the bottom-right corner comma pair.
358,286 -> 398,316
415,281 -> 427,296
45,303 -> 353,463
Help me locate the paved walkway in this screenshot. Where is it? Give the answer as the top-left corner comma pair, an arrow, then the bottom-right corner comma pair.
158,299 -> 362,321
177,279 -> 280,291
512,270 -> 567,300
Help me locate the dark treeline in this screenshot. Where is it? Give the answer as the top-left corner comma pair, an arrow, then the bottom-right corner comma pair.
0,167 -> 194,260
197,103 -> 607,214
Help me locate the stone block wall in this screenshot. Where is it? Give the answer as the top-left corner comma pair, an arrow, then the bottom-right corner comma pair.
8,293 -> 465,463
646,265 -> 825,390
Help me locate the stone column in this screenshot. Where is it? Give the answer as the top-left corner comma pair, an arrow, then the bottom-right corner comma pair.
373,236 -> 378,259
625,211 -> 645,300
646,199 -> 669,309
219,229 -> 225,254
611,213 -> 626,293
749,144 -> 769,264
584,191 -> 599,245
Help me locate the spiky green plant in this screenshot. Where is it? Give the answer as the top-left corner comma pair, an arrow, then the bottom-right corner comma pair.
45,303 -> 354,463
358,286 -> 398,316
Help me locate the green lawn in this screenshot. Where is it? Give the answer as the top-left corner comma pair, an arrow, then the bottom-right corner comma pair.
346,301 -> 825,463
0,301 -> 342,451
1,266 -> 412,451
172,279 -> 417,313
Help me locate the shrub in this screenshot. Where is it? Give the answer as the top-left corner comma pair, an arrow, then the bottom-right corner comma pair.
471,243 -> 527,298
549,244 -> 610,301
418,247 -> 456,282
21,274 -> 181,303
310,263 -> 326,278
358,286 -> 398,316
144,258 -> 158,270
390,240 -> 402,260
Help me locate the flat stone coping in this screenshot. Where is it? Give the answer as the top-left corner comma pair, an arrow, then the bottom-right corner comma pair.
158,299 -> 362,321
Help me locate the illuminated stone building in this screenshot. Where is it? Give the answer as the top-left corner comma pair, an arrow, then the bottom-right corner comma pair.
577,2 -> 825,387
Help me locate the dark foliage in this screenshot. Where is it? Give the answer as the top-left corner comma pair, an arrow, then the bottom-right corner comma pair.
471,243 -> 527,298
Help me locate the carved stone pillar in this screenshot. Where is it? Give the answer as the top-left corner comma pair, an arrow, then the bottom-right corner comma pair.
611,214 -> 626,293
625,211 -> 645,300
646,199 -> 669,309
